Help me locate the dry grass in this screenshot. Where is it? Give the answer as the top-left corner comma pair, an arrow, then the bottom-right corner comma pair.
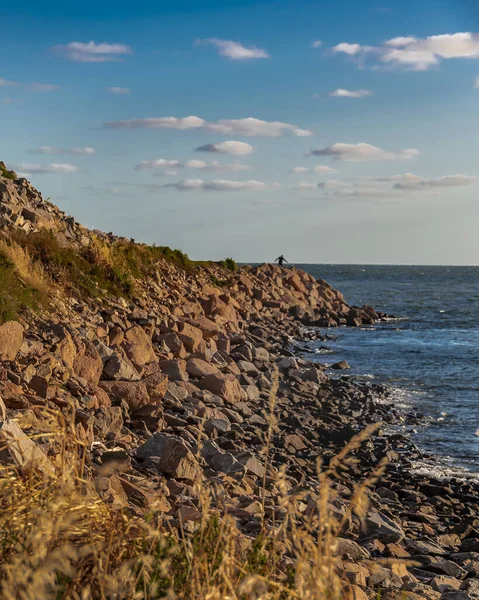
0,238 -> 50,297
0,387 -> 386,600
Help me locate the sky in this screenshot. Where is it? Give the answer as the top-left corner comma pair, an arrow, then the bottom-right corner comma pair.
1,0 -> 479,264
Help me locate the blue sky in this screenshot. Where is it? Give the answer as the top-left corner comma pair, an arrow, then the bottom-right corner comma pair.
1,0 -> 478,264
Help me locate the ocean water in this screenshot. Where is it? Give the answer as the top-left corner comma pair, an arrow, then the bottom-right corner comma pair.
297,264 -> 479,474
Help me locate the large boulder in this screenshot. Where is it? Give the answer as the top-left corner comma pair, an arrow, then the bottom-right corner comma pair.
0,321 -> 24,361
51,324 -> 76,368
364,511 -> 405,544
103,353 -> 141,381
136,433 -> 198,480
198,373 -> 242,404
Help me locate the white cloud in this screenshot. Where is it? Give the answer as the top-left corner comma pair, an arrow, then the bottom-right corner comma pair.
332,32 -> 479,71
0,78 -> 17,87
332,43 -> 364,56
15,163 -> 79,175
32,146 -> 95,155
309,142 -> 419,162
53,41 -> 132,63
314,165 -> 337,173
136,158 -> 252,172
311,40 -> 322,49
164,179 -> 276,191
195,141 -> 254,155
291,165 -> 338,174
185,160 -> 251,171
135,159 -> 182,170
107,86 -> 131,94
294,181 -> 317,190
197,38 -> 269,60
329,88 -> 372,98
103,115 -> 312,137
31,83 -> 58,91
393,174 -> 476,190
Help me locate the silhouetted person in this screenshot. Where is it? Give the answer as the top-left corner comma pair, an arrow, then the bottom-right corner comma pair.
275,255 -> 287,266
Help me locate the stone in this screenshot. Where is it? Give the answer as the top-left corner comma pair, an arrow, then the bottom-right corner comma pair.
74,340 -> 103,385
142,371 -> 169,402
431,576 -> 461,593
187,317 -> 219,340
198,373 -> 242,404
159,359 -> 188,382
99,381 -> 150,411
51,324 -> 76,368
177,322 -> 204,352
136,433 -> 198,480
0,321 -> 24,361
331,360 -> 350,370
0,420 -> 55,476
123,325 -> 156,366
364,511 -> 405,544
186,358 -> 219,378
103,354 -> 141,381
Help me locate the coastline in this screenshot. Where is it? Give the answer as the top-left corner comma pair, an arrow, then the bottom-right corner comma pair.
0,170 -> 479,598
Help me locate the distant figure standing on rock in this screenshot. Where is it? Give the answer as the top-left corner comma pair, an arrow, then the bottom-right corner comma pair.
275,255 -> 287,267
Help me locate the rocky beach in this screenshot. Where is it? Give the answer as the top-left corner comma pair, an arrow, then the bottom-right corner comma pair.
1,162 -> 479,600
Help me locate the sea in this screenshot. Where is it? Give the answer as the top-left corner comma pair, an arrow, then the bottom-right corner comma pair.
296,264 -> 479,477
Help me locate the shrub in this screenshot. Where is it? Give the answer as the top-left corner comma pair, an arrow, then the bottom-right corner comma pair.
218,257 -> 237,272
0,162 -> 16,181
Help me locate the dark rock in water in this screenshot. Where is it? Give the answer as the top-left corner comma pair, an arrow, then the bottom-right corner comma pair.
331,360 -> 351,370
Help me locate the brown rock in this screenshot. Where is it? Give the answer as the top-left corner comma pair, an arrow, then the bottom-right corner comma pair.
159,359 -> 188,382
142,371 -> 169,402
99,380 -> 150,411
74,340 -> 102,385
198,373 -> 242,404
123,325 -> 156,367
0,321 -> 24,361
186,358 -> 219,378
0,419 -> 55,476
187,317 -> 219,340
136,433 -> 198,480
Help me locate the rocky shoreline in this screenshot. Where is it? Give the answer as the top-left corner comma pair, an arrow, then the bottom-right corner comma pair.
0,166 -> 479,599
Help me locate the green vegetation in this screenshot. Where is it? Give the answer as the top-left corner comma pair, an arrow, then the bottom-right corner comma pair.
0,162 -> 16,181
218,257 -> 237,272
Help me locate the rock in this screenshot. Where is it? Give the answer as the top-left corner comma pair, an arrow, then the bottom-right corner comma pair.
277,357 -> 299,371
331,360 -> 350,370
431,576 -> 461,593
51,324 -> 76,367
99,381 -> 150,411
103,354 -> 141,381
0,420 -> 55,475
142,371 -> 169,402
186,358 -> 219,378
364,511 -> 405,544
177,322 -> 204,352
0,321 -> 24,361
198,373 -> 242,404
159,359 -> 188,382
187,317 -> 219,340
136,433 -> 198,480
123,325 -> 156,366
74,340 -> 103,385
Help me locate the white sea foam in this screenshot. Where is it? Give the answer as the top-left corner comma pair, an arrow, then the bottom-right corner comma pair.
410,459 -> 479,482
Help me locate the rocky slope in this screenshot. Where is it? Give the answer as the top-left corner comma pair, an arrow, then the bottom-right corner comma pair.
1,163 -> 479,600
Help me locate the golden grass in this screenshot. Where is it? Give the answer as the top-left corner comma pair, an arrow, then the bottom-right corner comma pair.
0,387 -> 387,599
0,238 -> 50,297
